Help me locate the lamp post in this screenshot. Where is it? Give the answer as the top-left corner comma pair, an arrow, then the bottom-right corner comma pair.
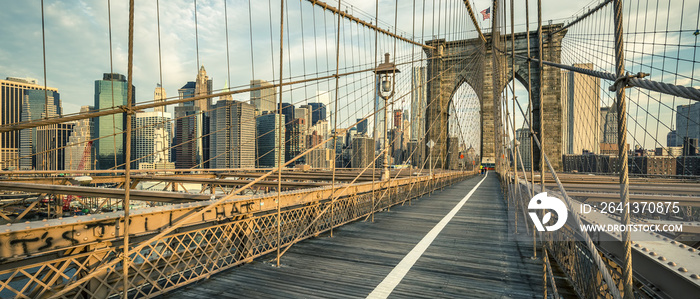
374,53 -> 400,181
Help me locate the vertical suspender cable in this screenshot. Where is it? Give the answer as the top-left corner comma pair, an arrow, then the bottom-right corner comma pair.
410,0 -> 416,204
387,0 -> 398,208
330,0 -> 342,237
276,0 -> 285,268
224,0 -> 231,85
194,0 -> 200,70
371,0 -> 379,222
107,0 -> 117,171
122,0 -> 135,297
248,0 -> 255,81
40,0 -> 49,119
510,0 -> 518,234
157,0 -> 163,89
537,0 -> 544,193
612,0 -> 633,297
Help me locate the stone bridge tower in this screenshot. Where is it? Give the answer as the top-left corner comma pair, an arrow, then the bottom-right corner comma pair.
424,24 -> 566,171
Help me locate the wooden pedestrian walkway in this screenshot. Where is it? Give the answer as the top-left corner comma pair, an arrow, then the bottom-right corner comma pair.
166,173 -> 545,298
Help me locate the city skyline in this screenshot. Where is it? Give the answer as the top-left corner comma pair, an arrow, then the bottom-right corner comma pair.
0,0 -> 626,137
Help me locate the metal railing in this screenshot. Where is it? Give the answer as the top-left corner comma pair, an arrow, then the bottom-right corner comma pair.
0,171 -> 473,298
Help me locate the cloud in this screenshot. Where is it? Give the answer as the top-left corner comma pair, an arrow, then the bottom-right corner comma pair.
0,0 -> 690,152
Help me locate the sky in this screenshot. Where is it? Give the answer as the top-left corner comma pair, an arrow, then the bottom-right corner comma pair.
0,0 -> 694,151
0,0 -> 594,112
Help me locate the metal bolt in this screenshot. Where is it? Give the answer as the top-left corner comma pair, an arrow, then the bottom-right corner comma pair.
691,274 -> 699,279
658,256 -> 666,261
668,262 -> 677,266
649,252 -> 657,256
679,267 -> 688,273
680,244 -> 687,248
642,247 -> 649,252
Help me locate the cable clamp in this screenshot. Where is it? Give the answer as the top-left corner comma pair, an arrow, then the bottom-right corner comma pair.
608,71 -> 649,91
118,105 -> 137,115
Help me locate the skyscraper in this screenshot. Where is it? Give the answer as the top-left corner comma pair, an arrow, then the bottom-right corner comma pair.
600,105 -> 618,145
132,111 -> 173,169
306,102 -> 327,126
174,105 -> 202,169
561,63 -> 601,155
393,110 -> 403,129
677,102 -> 700,144
295,106 -> 312,135
178,81 -> 196,99
18,89 -> 62,170
281,103 -> 295,161
307,148 -> 333,169
281,103 -> 295,125
210,99 -> 255,168
154,84 -> 166,113
65,106 -> 93,170
286,118 -> 306,164
93,73 -> 134,170
515,128 -> 532,170
175,82 -> 200,168
36,123 -> 74,170
310,119 -> 329,148
352,135 -> 374,168
256,113 -> 285,168
410,67 -> 426,141
250,79 -> 276,113
667,130 -> 681,147
173,66 -> 214,170
0,77 -> 60,170
356,118 -> 368,135
194,66 -> 212,112
195,67 -> 212,168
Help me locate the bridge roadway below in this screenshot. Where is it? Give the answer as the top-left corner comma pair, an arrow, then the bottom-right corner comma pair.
165,173 -> 546,298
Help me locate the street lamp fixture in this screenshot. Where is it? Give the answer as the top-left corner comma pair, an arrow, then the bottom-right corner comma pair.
375,53 -> 400,100
374,53 -> 400,181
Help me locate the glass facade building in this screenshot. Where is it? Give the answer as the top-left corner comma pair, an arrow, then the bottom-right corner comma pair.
1,78 -> 60,170
307,102 -> 327,126
93,73 -> 134,170
256,113 -> 285,168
